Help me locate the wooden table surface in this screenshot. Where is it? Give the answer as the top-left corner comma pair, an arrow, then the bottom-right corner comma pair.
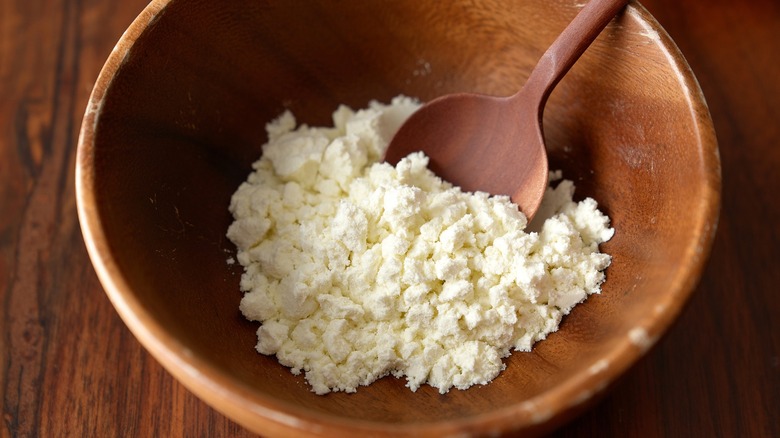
1,0 -> 777,436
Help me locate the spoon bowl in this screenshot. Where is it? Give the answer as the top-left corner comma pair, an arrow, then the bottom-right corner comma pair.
385,0 -> 629,219
385,92 -> 549,217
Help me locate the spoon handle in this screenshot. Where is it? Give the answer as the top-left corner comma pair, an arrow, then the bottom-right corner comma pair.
520,0 -> 629,109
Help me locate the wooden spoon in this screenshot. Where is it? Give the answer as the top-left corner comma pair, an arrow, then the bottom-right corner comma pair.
384,0 -> 629,219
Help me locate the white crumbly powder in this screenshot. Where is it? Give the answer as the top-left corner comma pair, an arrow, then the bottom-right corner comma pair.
227,96 -> 614,395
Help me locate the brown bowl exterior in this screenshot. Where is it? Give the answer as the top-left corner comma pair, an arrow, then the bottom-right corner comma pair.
76,0 -> 720,436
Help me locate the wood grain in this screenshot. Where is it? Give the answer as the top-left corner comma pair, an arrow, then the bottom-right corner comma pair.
0,0 -> 253,436
558,0 -> 780,436
0,0 -> 777,437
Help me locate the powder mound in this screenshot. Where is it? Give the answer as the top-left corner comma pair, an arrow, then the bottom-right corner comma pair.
227,96 -> 614,395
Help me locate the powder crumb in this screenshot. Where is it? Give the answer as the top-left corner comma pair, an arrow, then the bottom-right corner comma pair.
227,96 -> 614,394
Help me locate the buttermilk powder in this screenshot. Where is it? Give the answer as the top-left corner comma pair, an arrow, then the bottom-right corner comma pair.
227,96 -> 614,394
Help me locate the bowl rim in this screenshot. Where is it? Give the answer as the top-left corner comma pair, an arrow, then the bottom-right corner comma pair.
75,0 -> 721,436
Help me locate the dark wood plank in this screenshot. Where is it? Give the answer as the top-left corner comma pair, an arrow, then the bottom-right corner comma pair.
1,1 -> 253,436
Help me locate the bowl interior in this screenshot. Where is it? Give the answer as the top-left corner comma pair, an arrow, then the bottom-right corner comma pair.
80,0 -> 719,434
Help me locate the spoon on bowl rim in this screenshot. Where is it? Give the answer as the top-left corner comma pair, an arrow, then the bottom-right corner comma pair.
384,0 -> 629,220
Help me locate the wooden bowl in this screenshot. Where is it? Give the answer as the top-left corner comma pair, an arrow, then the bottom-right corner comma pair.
76,0 -> 720,436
